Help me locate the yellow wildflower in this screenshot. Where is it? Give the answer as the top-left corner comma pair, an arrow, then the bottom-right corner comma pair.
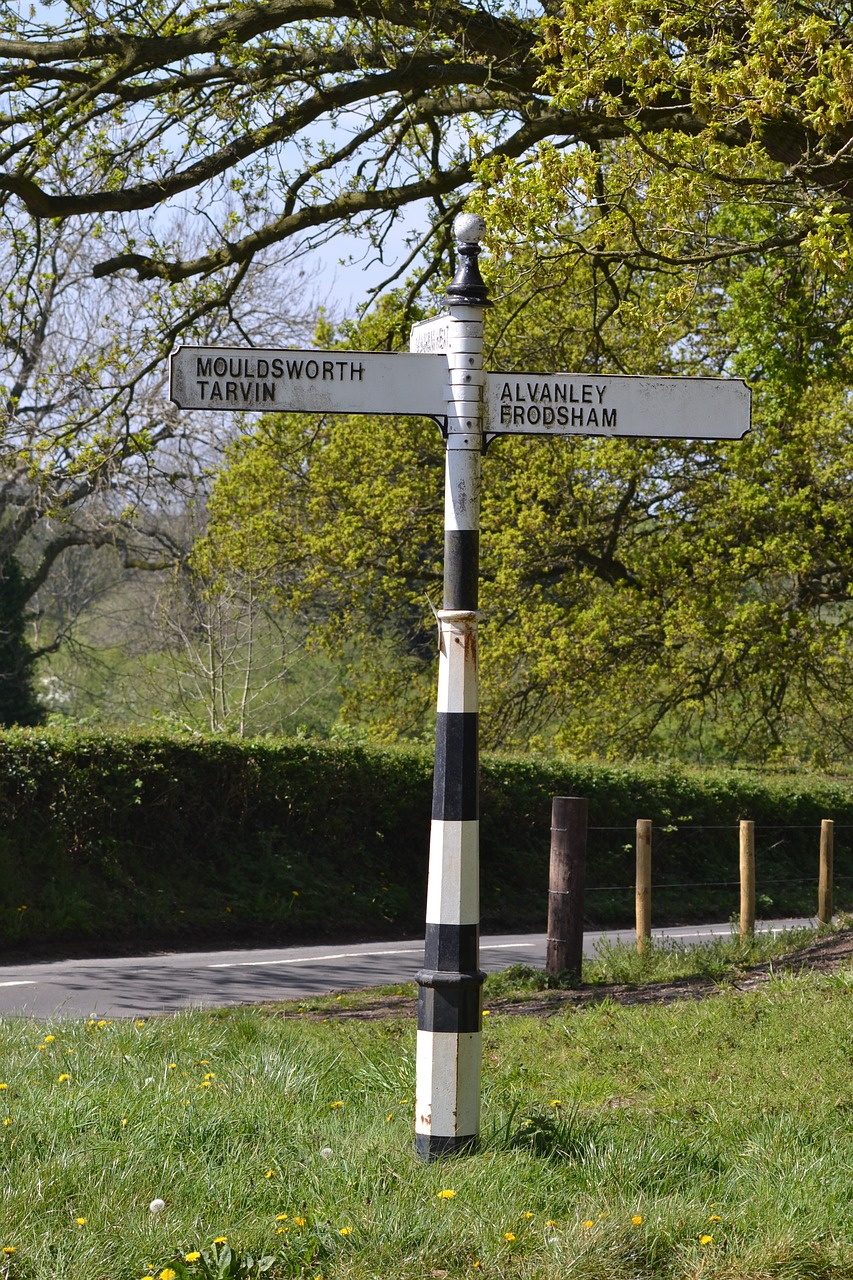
160,1270 -> 178,1280
330,1100 -> 344,1108
699,1235 -> 713,1246
185,1252 -> 201,1262
632,1215 -> 643,1226
504,1232 -> 516,1242
339,1227 -> 352,1236
437,1189 -> 456,1199
293,1217 -> 306,1227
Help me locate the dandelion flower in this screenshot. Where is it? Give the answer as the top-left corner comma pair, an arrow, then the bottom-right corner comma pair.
549,1099 -> 562,1108
0,1084 -> 7,1090
149,1199 -> 166,1214
185,1252 -> 201,1262
699,1235 -> 713,1246
708,1214 -> 721,1223
631,1215 -> 643,1226
58,1073 -> 70,1083
212,1237 -> 227,1245
437,1190 -> 456,1200
339,1227 -> 352,1236
265,1170 -> 275,1178
75,1218 -> 86,1227
293,1217 -> 306,1228
275,1215 -> 288,1222
44,1035 -> 55,1043
330,1100 -> 344,1108
521,1211 -> 534,1219
583,1220 -> 594,1230
2,1248 -> 15,1255
159,1270 -> 178,1280
504,1232 -> 516,1242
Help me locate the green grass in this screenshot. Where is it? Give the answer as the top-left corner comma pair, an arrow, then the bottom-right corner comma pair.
283,924 -> 830,1016
1,959 -> 852,1279
482,923 -> 828,1001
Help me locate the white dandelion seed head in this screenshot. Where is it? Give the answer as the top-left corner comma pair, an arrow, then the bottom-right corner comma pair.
319,1147 -> 334,1159
149,1198 -> 166,1214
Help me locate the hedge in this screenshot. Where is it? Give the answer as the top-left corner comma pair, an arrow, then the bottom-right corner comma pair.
0,728 -> 851,958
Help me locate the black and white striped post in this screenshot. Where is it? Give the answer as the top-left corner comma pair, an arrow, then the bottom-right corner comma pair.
415,214 -> 489,1159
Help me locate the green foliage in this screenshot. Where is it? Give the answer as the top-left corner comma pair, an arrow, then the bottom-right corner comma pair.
201,233 -> 853,765
0,558 -> 41,727
0,728 -> 851,954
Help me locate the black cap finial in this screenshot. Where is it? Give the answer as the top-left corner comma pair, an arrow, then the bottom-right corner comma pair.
444,213 -> 490,308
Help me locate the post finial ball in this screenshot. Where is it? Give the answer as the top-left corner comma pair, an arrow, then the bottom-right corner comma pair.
453,213 -> 486,245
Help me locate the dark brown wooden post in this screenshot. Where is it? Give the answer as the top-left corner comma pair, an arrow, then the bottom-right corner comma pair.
818,819 -> 834,925
546,796 -> 588,981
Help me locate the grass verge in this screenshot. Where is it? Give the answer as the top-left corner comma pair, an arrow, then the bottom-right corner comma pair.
1,955 -> 852,1279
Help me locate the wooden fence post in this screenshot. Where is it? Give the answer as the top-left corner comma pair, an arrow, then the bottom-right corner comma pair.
818,819 -> 834,925
546,796 -> 588,981
739,819 -> 755,939
635,819 -> 652,954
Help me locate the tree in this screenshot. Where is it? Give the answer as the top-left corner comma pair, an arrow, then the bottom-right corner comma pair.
199,229 -> 853,765
1,0 -> 852,302
0,210 -> 317,721
5,0 -> 853,743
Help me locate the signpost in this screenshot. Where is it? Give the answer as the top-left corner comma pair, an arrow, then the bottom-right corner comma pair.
170,346 -> 447,416
169,215 -> 751,1161
485,372 -> 751,440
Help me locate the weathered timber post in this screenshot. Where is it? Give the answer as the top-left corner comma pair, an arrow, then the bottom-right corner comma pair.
739,819 -> 756,939
818,818 -> 834,925
635,818 -> 652,954
415,214 -> 489,1159
545,796 -> 588,980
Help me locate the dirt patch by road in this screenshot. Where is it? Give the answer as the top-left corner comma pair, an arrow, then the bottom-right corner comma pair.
295,928 -> 853,1021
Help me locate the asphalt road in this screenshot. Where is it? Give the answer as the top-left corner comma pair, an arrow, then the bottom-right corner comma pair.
0,919 -> 813,1019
